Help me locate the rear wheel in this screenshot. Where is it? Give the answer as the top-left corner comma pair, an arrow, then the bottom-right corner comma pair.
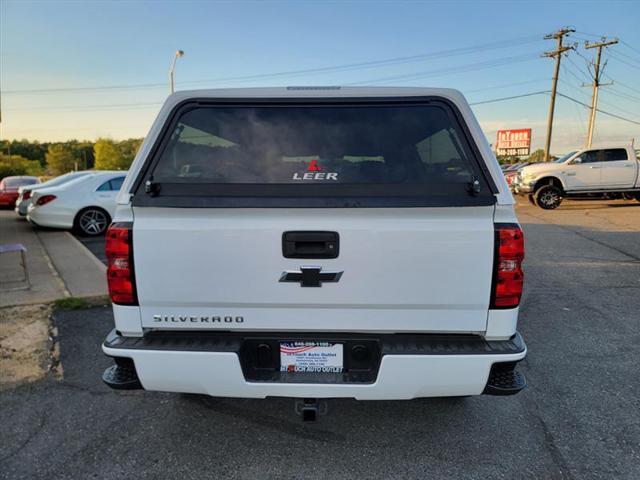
534,185 -> 563,210
74,207 -> 110,236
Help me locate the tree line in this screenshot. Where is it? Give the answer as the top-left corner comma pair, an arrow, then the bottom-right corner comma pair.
0,138 -> 143,178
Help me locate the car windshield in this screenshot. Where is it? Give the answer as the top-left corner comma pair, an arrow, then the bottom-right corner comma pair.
554,151 -> 577,163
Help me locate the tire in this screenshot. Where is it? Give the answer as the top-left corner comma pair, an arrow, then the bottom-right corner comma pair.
527,194 -> 535,206
534,184 -> 563,210
74,207 -> 111,236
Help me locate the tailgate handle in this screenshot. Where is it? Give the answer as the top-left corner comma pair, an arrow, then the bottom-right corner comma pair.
282,231 -> 339,259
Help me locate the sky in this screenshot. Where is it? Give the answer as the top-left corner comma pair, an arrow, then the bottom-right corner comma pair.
1,0 -> 639,155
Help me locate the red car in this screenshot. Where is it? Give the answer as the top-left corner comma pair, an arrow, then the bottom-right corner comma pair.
0,176 -> 40,208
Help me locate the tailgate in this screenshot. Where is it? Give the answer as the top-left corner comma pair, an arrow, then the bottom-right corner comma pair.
134,205 -> 495,333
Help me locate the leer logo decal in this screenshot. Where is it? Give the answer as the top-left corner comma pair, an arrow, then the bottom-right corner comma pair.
292,160 -> 338,181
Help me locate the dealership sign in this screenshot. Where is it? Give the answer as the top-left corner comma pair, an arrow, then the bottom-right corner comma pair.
496,129 -> 532,156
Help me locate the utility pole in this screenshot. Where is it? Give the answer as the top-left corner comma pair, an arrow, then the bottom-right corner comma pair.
543,28 -> 575,162
584,37 -> 618,147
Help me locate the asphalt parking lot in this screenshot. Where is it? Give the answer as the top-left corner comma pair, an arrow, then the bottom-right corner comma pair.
1,198 -> 639,480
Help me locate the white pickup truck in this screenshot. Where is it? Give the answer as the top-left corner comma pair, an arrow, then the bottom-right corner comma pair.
514,144 -> 640,209
101,87 -> 527,415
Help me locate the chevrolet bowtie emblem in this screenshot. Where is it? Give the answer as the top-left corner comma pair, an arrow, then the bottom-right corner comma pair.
279,266 -> 343,287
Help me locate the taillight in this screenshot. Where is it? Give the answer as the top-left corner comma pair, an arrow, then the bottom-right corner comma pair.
23,191 -> 32,200
36,194 -> 56,206
491,224 -> 525,309
106,222 -> 137,305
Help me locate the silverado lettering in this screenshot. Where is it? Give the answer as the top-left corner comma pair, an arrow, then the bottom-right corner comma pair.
153,315 -> 244,323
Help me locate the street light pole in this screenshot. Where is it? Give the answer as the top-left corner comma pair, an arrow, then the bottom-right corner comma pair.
169,50 -> 185,94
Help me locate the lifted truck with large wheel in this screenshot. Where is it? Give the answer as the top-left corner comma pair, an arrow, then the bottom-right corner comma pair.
101,87 -> 527,415
514,144 -> 640,209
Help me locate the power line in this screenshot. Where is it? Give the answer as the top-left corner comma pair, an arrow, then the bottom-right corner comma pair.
601,75 -> 640,95
565,55 -> 592,81
596,94 -> 640,118
612,49 -> 640,64
603,87 -> 640,103
3,35 -> 544,96
3,89 -> 635,137
573,48 -> 595,66
5,102 -> 163,113
346,52 -> 541,85
557,92 -> 640,126
3,82 -> 166,96
3,78 -> 552,114
615,81 -> 640,94
189,36 -> 544,86
574,30 -> 606,38
464,78 -> 549,94
13,82 -> 552,114
4,76 -> 550,114
469,90 -> 550,105
556,77 -> 638,123
6,90 -> 552,117
557,76 -> 590,100
561,64 -> 591,88
621,40 -> 640,55
607,51 -> 640,70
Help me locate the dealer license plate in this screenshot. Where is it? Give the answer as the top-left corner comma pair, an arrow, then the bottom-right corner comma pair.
280,342 -> 343,373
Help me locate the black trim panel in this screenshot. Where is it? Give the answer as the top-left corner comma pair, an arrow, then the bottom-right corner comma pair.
132,194 -> 495,208
104,330 -> 525,355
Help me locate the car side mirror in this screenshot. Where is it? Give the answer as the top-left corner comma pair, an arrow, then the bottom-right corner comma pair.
570,157 -> 582,165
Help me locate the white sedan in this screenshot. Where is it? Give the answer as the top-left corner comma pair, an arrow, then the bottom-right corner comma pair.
28,171 -> 127,236
15,170 -> 93,216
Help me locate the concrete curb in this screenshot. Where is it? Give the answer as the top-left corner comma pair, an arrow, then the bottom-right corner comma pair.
37,231 -> 108,299
64,232 -> 107,273
1,211 -> 108,307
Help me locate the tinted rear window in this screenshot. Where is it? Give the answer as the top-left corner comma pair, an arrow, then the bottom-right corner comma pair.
135,99 -> 496,208
153,105 -> 476,185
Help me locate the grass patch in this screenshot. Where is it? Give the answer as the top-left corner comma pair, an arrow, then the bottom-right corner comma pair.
53,295 -> 110,310
53,297 -> 91,310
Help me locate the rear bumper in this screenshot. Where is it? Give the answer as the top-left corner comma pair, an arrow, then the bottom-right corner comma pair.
15,200 -> 30,216
102,330 -> 527,400
27,206 -> 74,229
